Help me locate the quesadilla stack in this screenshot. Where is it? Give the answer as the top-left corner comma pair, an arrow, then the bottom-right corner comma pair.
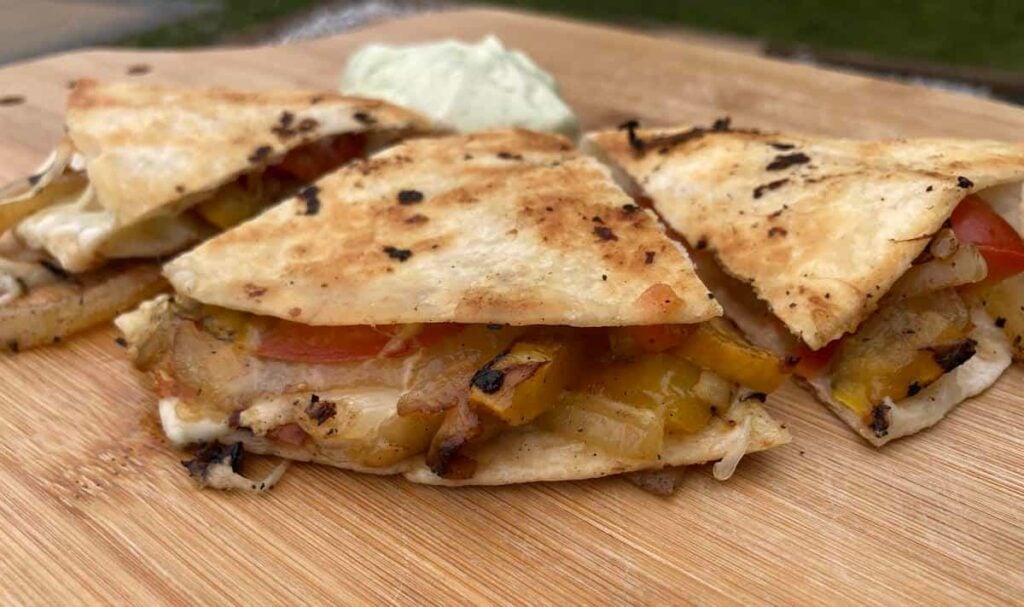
0,80 -> 431,350
117,129 -> 790,490
587,121 -> 1024,445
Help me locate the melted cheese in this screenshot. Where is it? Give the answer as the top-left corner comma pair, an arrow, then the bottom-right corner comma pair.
158,397 -> 229,446
811,305 -> 1011,446
15,185 -> 206,273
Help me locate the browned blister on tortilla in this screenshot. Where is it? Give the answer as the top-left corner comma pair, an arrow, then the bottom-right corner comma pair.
587,125 -> 1024,348
165,129 -> 721,328
65,79 -> 433,227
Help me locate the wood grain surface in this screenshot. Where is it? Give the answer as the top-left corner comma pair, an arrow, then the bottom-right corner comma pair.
0,9 -> 1022,606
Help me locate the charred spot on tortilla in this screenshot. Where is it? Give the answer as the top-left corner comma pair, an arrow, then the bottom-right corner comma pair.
6,340 -> 19,353
768,226 -> 788,238
298,185 -> 321,215
248,145 -> 273,164
114,336 -> 128,348
645,251 -> 656,264
594,226 -> 618,241
907,381 -> 922,397
868,403 -> 891,437
768,204 -> 790,218
353,111 -> 376,125
591,216 -> 605,224
244,283 -> 268,298
769,142 -> 796,151
0,95 -> 25,107
926,185 -> 934,192
496,151 -> 524,161
957,176 -> 974,189
995,316 -> 1007,328
40,259 -> 70,280
618,119 -> 644,152
397,189 -> 424,205
753,179 -> 790,199
306,394 -> 337,426
271,111 -> 296,138
405,213 -> 429,225
27,173 -> 43,186
623,116 -> 758,155
182,442 -> 244,479
297,117 -> 319,132
175,184 -> 186,194
695,238 -> 708,250
931,339 -> 977,372
310,94 -> 325,104
766,153 -> 810,171
383,245 -> 412,262
621,203 -> 640,215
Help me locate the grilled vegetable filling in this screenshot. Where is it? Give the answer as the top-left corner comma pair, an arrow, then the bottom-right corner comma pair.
0,133 -> 366,306
130,297 -> 786,480
798,194 -> 1024,425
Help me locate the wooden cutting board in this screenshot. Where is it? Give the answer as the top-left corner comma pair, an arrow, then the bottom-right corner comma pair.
1,9 -> 1022,605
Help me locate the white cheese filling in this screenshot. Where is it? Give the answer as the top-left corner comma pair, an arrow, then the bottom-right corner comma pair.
158,397 -> 229,447
16,184 -> 205,273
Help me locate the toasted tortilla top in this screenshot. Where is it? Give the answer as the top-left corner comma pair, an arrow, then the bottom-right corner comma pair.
66,79 -> 432,226
165,129 -> 720,327
587,124 -> 1024,348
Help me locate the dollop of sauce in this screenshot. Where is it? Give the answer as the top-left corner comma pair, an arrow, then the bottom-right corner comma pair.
341,35 -> 578,136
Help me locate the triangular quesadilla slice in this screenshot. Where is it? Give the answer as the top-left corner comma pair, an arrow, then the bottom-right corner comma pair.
118,129 -> 790,490
0,80 -> 432,349
587,121 -> 1024,445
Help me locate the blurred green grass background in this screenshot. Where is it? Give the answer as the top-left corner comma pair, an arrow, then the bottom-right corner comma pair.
123,0 -> 1024,73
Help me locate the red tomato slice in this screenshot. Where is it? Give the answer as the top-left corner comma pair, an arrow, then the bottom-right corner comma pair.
256,321 -> 461,363
790,339 -> 840,379
273,132 -> 367,182
950,195 -> 1024,283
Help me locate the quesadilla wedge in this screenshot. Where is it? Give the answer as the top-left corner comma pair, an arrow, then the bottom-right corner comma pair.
117,129 -> 790,490
0,80 -> 431,350
587,120 -> 1024,446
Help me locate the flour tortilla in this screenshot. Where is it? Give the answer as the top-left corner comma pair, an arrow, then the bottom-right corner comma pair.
218,400 -> 789,486
62,79 -> 433,227
165,129 -> 721,327
0,80 -> 432,272
586,125 -> 1024,348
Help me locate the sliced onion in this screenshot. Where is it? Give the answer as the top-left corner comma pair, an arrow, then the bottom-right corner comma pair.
888,244 -> 987,301
712,412 -> 751,481
928,228 -> 959,260
0,140 -> 80,234
692,370 -> 733,409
